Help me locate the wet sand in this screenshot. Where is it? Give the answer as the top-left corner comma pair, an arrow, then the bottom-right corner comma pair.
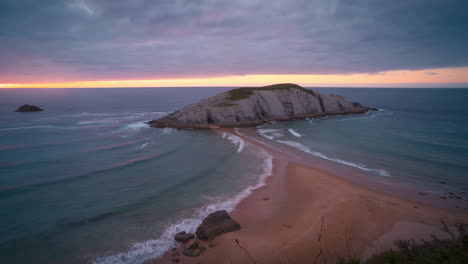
151,129 -> 467,264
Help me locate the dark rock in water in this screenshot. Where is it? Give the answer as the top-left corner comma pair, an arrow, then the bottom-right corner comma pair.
174,232 -> 195,243
15,104 -> 44,112
196,210 -> 241,240
440,196 -> 447,199
439,181 -> 447,184
171,258 -> 180,263
418,192 -> 428,196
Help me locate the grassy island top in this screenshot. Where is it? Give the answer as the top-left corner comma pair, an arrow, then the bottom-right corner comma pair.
225,83 -> 316,101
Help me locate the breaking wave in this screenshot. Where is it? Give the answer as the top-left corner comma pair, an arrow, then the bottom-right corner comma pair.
121,122 -> 149,131
276,140 -> 390,177
222,132 -> 245,153
90,151 -> 273,264
257,128 -> 284,140
114,122 -> 150,137
162,128 -> 175,134
76,120 -> 118,125
138,142 -> 149,149
287,128 -> 302,137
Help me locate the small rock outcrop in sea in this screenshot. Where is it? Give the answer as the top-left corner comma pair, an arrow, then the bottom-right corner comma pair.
15,104 -> 44,112
174,231 -> 195,243
148,83 -> 377,129
196,210 -> 241,240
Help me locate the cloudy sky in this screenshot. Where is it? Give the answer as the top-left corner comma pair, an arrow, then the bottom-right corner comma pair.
1,0 -> 467,87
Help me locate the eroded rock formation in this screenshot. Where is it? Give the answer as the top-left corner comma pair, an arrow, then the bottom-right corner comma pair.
148,83 -> 376,129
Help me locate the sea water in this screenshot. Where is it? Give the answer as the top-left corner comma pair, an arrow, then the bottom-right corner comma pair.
254,88 -> 468,195
1,87 -> 467,263
0,87 -> 272,264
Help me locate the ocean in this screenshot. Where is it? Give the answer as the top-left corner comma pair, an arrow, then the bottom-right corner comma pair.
1,87 -> 467,264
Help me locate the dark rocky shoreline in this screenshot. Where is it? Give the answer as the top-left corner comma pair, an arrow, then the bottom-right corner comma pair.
168,210 -> 240,261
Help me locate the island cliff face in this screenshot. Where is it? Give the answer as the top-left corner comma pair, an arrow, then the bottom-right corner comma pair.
148,83 -> 376,129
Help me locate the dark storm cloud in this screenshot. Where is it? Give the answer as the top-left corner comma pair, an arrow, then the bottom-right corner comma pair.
1,0 -> 467,82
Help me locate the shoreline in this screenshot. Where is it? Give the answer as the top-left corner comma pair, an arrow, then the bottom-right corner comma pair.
151,128 -> 467,264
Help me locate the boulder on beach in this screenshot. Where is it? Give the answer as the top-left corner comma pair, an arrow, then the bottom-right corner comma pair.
174,231 -> 194,243
188,241 -> 199,249
196,210 -> 241,240
15,104 -> 44,112
182,245 -> 206,257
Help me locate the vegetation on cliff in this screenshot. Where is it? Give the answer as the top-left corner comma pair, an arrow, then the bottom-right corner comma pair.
339,222 -> 468,264
226,83 -> 316,101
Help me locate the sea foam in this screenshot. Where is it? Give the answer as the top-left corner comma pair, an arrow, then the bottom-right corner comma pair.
162,128 -> 175,134
222,132 -> 245,153
287,128 -> 302,137
138,142 -> 149,149
115,122 -> 149,137
276,140 -> 390,177
123,122 -> 149,131
257,128 -> 284,140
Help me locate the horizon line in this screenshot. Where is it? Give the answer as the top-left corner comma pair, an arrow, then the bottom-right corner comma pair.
2,84 -> 468,89
2,67 -> 468,88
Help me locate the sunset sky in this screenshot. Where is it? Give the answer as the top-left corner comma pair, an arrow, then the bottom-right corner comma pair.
1,0 -> 467,88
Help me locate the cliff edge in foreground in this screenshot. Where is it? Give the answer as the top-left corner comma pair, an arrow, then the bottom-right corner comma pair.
148,83 -> 376,129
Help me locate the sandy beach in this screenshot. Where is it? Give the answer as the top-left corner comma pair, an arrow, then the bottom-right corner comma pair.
151,128 -> 467,264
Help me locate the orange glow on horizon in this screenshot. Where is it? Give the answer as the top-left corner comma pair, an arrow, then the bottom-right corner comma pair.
1,67 -> 468,88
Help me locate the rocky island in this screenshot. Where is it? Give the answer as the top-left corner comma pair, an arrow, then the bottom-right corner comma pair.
15,104 -> 44,112
148,83 -> 376,129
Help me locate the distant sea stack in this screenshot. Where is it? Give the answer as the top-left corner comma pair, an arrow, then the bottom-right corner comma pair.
148,83 -> 377,129
15,104 -> 44,112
